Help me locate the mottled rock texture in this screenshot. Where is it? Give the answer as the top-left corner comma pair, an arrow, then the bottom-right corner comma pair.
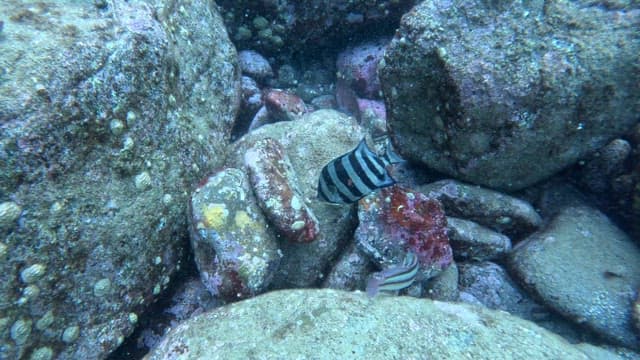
190,169 -> 280,302
380,0 -> 640,190
0,1 -> 239,358
509,206 -> 640,350
229,110 -> 362,289
146,289 -> 595,360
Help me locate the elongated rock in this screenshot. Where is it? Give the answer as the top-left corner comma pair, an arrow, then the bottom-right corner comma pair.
244,138 -> 319,243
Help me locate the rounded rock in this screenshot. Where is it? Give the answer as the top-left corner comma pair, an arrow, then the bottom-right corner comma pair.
10,319 -> 32,345
62,325 -> 80,343
93,278 -> 112,297
134,171 -> 152,190
30,346 -> 54,360
0,201 -> 22,230
20,263 -> 46,284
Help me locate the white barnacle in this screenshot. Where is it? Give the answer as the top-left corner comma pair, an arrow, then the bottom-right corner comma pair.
134,171 -> 152,190
62,325 -> 80,343
20,263 -> 46,284
93,278 -> 112,297
10,319 -> 32,345
0,201 -> 22,229
30,346 -> 54,360
290,220 -> 306,231
36,311 -> 54,330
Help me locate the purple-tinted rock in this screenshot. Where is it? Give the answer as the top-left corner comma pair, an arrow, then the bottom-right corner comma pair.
241,76 -> 263,113
379,0 -> 640,190
244,138 -> 319,243
238,50 -> 273,80
577,139 -> 632,194
423,261 -> 459,301
447,217 -> 512,261
356,185 -> 452,280
323,243 -> 374,292
357,98 -> 386,121
419,180 -> 542,239
190,168 -> 281,302
336,39 -> 389,99
458,262 -> 544,321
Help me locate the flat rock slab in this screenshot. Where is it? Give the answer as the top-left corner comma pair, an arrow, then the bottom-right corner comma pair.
147,289 -> 593,360
509,206 -> 640,350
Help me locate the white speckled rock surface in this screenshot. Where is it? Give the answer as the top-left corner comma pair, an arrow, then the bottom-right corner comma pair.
146,289 -> 594,360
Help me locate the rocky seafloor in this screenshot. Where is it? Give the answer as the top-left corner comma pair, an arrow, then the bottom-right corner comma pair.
0,1 -> 639,359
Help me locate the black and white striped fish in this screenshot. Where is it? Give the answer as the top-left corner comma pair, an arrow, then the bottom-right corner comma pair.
366,251 -> 419,298
317,139 -> 401,204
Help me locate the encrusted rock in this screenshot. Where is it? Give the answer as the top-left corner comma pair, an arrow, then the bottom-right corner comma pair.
447,217 -> 512,261
229,109 -> 362,289
190,168 -> 281,301
356,185 -> 452,280
244,138 -> 319,243
379,0 -> 640,190
509,206 -> 640,350
419,180 -> 542,238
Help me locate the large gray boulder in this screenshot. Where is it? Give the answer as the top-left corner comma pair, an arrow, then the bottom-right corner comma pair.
0,1 -> 239,358
146,288 -> 598,359
379,0 -> 640,190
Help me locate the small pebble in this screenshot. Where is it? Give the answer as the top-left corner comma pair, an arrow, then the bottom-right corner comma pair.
128,312 -> 138,325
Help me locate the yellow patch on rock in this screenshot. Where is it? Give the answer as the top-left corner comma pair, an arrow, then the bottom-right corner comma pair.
234,210 -> 254,230
203,203 -> 228,230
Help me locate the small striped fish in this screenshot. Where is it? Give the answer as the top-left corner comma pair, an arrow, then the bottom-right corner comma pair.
366,252 -> 419,298
317,139 -> 399,204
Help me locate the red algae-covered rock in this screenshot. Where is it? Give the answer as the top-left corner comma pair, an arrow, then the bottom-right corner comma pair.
244,138 -> 319,243
356,185 -> 452,279
263,89 -> 307,121
190,168 -> 281,302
